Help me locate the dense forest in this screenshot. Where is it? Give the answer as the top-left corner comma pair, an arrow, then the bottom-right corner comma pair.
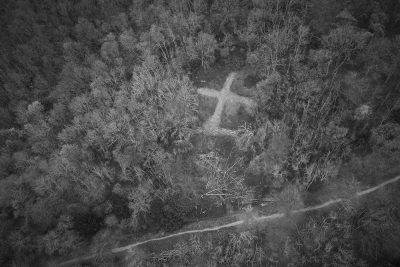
1,0 -> 400,266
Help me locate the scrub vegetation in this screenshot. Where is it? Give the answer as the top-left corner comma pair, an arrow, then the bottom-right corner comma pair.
1,0 -> 400,266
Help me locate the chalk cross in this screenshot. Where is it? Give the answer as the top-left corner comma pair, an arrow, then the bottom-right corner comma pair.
197,72 -> 256,136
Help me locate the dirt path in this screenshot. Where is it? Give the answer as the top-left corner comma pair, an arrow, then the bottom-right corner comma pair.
59,174 -> 400,266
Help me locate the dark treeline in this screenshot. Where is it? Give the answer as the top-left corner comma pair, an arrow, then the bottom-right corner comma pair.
1,0 -> 400,266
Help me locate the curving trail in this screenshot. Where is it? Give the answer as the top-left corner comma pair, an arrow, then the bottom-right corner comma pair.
58,175 -> 400,266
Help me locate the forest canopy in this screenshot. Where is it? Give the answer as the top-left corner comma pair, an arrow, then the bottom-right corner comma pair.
1,0 -> 400,266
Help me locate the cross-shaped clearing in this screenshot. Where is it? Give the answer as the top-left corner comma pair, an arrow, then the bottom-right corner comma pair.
197,72 -> 256,136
